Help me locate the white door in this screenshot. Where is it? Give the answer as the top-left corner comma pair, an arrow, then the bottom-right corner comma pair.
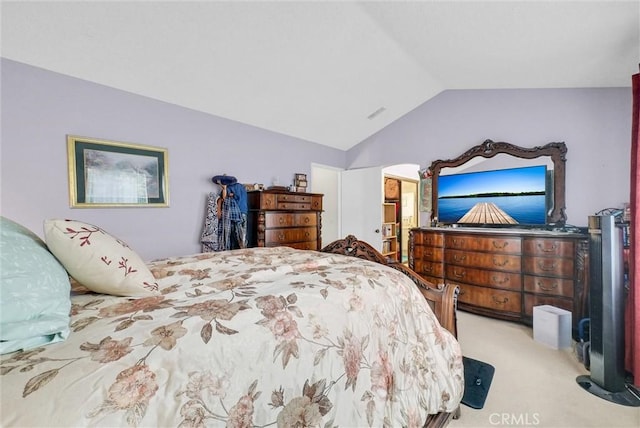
310,163 -> 341,246
340,166 -> 384,250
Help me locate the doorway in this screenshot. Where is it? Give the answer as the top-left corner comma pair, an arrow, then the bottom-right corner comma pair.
400,180 -> 418,263
311,162 -> 420,257
383,167 -> 419,263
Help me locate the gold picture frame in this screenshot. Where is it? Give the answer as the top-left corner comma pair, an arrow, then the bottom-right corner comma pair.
67,135 -> 169,208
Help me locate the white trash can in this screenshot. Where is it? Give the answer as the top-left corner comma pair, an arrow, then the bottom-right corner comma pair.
533,305 -> 572,349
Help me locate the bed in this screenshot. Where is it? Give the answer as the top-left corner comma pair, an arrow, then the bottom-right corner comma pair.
1,217 -> 463,428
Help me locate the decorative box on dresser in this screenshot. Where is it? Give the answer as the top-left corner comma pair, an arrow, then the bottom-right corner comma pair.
247,190 -> 323,250
409,227 -> 589,336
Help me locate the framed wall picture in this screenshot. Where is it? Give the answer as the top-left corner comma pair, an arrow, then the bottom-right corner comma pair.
67,135 -> 169,208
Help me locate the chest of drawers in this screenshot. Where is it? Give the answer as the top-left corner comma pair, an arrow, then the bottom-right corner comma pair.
247,190 -> 323,250
409,227 -> 589,333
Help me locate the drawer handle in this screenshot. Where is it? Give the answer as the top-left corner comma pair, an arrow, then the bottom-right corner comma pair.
537,261 -> 557,271
453,254 -> 466,262
537,243 -> 558,253
278,232 -> 285,240
423,266 -> 433,273
453,269 -> 466,279
492,296 -> 509,305
303,217 -> 310,224
538,281 -> 559,291
425,251 -> 433,257
452,239 -> 465,246
493,257 -> 509,267
492,241 -> 509,249
492,276 -> 510,285
279,217 -> 285,224
305,231 -> 310,237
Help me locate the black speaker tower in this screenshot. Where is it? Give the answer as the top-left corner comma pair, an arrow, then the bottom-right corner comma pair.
576,214 -> 640,406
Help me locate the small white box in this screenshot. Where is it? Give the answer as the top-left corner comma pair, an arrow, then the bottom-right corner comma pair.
533,305 -> 572,349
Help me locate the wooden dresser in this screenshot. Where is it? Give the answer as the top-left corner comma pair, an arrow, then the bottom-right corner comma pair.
247,190 -> 323,250
410,227 -> 589,334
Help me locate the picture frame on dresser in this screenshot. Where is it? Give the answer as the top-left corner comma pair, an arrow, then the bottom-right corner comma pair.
67,135 -> 169,208
418,167 -> 432,213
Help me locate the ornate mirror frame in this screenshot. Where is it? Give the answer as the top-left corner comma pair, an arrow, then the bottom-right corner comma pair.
429,139 -> 568,226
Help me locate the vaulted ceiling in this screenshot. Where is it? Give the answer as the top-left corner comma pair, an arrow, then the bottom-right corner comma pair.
2,1 -> 638,150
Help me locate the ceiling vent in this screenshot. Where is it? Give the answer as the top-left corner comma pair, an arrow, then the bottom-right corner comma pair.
367,107 -> 386,120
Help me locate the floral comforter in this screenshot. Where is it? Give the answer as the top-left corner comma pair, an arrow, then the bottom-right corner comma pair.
1,247 -> 463,427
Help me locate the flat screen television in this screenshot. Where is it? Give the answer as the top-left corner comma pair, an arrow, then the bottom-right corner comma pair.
437,164 -> 548,226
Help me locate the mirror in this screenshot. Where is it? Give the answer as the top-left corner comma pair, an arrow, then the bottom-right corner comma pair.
429,139 -> 567,226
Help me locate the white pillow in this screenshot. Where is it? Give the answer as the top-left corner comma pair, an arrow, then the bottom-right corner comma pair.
44,219 -> 159,297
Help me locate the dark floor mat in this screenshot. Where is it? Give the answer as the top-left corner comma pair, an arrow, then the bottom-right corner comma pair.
462,356 -> 495,409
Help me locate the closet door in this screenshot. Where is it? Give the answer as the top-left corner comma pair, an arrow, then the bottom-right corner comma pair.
340,167 -> 383,251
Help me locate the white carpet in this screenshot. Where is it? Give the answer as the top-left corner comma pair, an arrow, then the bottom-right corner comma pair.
449,311 -> 640,428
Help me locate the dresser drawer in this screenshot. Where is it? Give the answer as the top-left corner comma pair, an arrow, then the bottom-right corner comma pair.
458,284 -> 521,313
412,231 -> 444,247
309,196 -> 323,211
445,250 -> 521,272
277,202 -> 311,210
251,192 -> 277,210
413,245 -> 444,262
276,193 -> 312,203
252,193 -> 322,211
420,274 -> 444,288
523,256 -> 574,278
265,212 -> 317,228
523,294 -> 573,318
413,260 -> 444,278
277,193 -> 322,210
523,275 -> 574,298
445,234 -> 521,254
265,227 -> 317,245
445,265 -> 522,291
286,241 -> 319,251
523,238 -> 575,257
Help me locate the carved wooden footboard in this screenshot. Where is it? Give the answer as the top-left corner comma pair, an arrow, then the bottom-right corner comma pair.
321,235 -> 461,428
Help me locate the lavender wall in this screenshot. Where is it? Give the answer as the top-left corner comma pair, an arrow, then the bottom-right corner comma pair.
1,59 -> 346,259
2,58 -> 633,261
348,87 -> 633,227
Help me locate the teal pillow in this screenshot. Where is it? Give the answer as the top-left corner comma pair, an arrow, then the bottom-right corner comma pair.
0,216 -> 71,354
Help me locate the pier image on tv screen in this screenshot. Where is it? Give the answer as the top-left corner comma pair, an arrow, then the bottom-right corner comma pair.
437,164 -> 547,225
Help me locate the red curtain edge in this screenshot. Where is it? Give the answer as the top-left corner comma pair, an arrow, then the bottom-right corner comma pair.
626,72 -> 640,386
